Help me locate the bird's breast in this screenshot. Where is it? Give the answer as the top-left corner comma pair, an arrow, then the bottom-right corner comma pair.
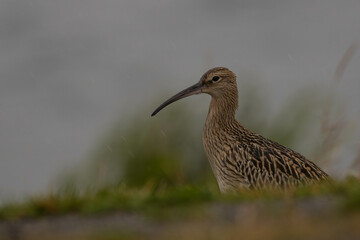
202,124 -> 236,165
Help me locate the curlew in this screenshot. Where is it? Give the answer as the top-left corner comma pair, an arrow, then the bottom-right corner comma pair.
151,67 -> 330,192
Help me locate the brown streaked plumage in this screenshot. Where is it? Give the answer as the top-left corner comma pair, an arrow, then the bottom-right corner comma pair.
151,67 -> 330,192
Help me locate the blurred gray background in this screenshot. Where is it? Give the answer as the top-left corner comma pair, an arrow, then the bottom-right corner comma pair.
0,0 -> 360,201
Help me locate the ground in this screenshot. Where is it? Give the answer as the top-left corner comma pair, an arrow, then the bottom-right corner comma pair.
1,179 -> 360,239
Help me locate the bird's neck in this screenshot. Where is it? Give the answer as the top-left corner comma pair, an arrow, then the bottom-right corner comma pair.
206,95 -> 238,126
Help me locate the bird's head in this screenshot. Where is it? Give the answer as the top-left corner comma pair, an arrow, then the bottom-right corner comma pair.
200,67 -> 237,97
151,67 -> 237,116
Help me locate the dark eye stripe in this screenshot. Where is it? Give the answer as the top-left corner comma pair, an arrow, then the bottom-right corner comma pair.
212,76 -> 220,82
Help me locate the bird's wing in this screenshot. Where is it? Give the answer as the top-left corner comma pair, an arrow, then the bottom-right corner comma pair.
229,135 -> 330,189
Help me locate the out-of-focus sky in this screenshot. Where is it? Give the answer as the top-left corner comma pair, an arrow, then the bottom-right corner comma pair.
0,0 -> 359,201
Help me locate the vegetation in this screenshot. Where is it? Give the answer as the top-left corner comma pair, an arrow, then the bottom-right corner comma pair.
0,178 -> 360,221
1,79 -> 358,221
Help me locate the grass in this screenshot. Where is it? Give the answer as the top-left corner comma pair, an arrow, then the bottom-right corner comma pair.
1,177 -> 360,221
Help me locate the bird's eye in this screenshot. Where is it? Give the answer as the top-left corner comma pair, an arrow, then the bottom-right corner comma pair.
212,76 -> 220,82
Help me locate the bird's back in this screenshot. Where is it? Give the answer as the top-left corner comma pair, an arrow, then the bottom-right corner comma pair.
203,119 -> 330,192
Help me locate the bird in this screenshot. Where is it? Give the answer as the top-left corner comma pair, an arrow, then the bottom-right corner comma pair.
151,67 -> 330,192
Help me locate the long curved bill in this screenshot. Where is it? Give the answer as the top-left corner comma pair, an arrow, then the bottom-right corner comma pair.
151,81 -> 203,116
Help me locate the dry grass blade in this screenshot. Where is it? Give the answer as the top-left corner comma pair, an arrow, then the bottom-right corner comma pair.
333,43 -> 358,84
320,43 -> 358,166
